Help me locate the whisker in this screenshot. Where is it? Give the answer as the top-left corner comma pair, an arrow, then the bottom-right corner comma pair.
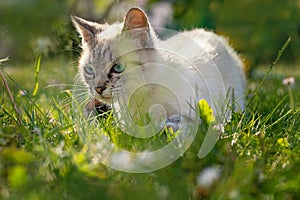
73,96 -> 90,103
59,98 -> 89,111
72,93 -> 90,99
45,83 -> 87,88
73,94 -> 90,102
68,88 -> 89,92
72,98 -> 90,106
111,87 -> 122,92
60,89 -> 89,94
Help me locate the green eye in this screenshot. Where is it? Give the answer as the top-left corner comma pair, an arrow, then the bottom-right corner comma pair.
84,65 -> 95,75
113,63 -> 125,73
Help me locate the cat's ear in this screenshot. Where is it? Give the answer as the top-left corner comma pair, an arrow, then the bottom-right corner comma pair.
71,16 -> 103,46
122,8 -> 153,47
122,7 -> 150,31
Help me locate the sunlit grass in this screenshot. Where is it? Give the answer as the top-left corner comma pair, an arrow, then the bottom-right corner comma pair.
0,48 -> 299,199
3,55 -> 77,93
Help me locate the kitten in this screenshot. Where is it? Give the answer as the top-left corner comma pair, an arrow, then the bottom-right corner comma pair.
72,7 -> 246,132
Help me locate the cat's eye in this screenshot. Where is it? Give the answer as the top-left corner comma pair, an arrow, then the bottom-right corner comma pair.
112,63 -> 125,73
84,65 -> 95,76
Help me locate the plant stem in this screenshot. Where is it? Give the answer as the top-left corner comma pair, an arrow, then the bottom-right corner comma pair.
0,70 -> 21,124
288,87 -> 294,110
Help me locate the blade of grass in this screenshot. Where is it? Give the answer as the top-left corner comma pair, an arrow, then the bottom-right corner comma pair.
246,37 -> 291,108
32,55 -> 41,97
0,57 -> 9,64
261,96 -> 287,125
265,109 -> 293,130
3,71 -> 47,119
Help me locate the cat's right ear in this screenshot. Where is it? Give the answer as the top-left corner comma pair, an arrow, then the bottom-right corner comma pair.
122,7 -> 153,47
122,7 -> 149,32
71,16 -> 102,46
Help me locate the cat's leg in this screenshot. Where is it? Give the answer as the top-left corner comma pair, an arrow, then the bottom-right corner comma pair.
165,114 -> 181,133
84,98 -> 95,118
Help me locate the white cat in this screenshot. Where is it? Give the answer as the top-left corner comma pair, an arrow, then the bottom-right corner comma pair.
72,7 -> 246,132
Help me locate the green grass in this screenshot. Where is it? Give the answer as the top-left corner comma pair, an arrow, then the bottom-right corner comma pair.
0,46 -> 299,200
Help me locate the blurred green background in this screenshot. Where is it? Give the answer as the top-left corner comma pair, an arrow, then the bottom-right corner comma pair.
0,0 -> 299,71
1,1 -> 300,200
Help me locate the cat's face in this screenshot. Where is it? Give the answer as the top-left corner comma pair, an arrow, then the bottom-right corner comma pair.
73,8 -> 156,104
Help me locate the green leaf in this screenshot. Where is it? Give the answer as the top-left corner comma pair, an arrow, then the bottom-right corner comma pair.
1,148 -> 35,165
8,165 -> 28,188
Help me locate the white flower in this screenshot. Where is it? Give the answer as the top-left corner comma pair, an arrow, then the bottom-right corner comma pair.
213,123 -> 225,134
229,189 -> 240,199
197,166 -> 222,188
282,77 -> 295,86
18,89 -> 27,96
231,132 -> 239,146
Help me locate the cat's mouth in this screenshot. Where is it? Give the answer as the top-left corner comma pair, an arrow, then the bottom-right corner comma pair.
90,89 -> 112,114
86,98 -> 111,115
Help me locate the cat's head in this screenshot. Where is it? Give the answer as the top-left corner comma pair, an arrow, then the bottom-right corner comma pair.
72,7 -> 157,104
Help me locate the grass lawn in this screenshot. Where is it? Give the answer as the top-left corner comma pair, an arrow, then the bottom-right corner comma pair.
0,50 -> 299,200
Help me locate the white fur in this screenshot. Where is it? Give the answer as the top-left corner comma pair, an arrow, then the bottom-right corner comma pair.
157,29 -> 246,119
74,14 -> 246,123
115,28 -> 246,122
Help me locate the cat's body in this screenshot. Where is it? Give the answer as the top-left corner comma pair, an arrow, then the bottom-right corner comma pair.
73,7 -> 246,130
157,29 -> 246,119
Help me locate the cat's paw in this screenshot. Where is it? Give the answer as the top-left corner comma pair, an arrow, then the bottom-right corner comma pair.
165,114 -> 181,133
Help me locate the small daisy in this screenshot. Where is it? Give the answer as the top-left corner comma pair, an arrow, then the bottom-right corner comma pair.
18,89 -> 27,96
282,77 -> 295,86
197,165 -> 222,188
